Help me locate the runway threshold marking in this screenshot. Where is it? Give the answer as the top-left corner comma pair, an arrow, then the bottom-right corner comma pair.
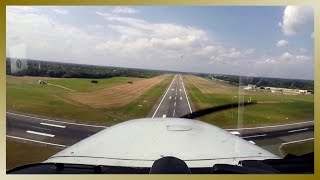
26,130 -> 55,137
180,75 -> 192,113
288,128 -> 308,133
152,75 -> 177,118
7,135 -> 67,147
40,123 -> 66,128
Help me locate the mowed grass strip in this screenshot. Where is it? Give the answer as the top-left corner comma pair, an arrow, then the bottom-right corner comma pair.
6,139 -> 62,170
7,74 -> 172,125
183,75 -> 314,128
67,74 -> 169,108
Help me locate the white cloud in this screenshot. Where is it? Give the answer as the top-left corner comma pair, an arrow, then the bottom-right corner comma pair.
280,52 -> 294,60
53,9 -> 69,15
279,6 -> 313,36
111,7 -> 138,14
276,40 -> 288,47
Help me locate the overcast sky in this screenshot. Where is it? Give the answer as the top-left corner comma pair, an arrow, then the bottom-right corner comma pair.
6,6 -> 314,80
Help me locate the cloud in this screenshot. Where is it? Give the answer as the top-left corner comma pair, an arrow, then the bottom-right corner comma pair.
53,9 -> 69,15
111,7 -> 138,14
276,40 -> 288,47
280,52 -> 294,60
278,6 -> 313,36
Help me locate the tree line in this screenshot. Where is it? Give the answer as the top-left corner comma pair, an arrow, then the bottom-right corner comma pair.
201,74 -> 314,90
6,58 -> 163,79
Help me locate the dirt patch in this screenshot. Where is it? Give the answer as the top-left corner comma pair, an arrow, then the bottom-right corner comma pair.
68,75 -> 170,108
6,75 -> 59,85
183,75 -> 238,94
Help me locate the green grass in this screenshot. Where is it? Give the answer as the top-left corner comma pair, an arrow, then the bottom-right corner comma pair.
280,140 -> 314,156
45,77 -> 142,92
186,83 -> 314,128
6,140 -> 62,170
7,75 -> 172,125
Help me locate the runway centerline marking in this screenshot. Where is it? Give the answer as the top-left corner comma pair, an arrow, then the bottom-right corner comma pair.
152,75 -> 177,118
180,97 -> 182,100
174,102 -> 176,107
26,130 -> 55,137
175,97 -> 177,100
169,96 -> 171,99
173,109 -> 176,117
288,128 -> 308,133
7,135 -> 67,147
40,123 -> 66,128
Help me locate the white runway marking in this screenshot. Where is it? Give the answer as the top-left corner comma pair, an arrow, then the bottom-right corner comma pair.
163,114 -> 166,118
230,131 -> 240,135
180,89 -> 181,91
180,97 -> 182,100
281,138 -> 314,145
174,102 -> 176,106
288,128 -> 308,133
225,121 -> 313,131
175,92 -> 177,96
180,75 -> 192,113
173,109 -> 176,117
242,134 -> 267,139
152,75 -> 177,118
172,89 -> 174,91
248,141 -> 256,144
7,135 -> 66,147
7,112 -> 107,128
169,96 -> 171,99
175,97 -> 177,100
26,130 -> 55,137
40,122 -> 66,128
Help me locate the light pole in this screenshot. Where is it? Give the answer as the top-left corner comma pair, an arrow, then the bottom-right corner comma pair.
232,96 -> 237,121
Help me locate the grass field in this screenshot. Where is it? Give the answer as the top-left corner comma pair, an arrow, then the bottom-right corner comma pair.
280,140 -> 314,156
6,139 -> 62,170
183,75 -> 314,128
7,74 -> 172,125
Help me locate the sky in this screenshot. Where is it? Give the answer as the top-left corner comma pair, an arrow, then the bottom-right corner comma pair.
6,6 -> 314,80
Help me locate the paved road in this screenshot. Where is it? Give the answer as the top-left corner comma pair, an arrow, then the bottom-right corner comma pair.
148,74 -> 193,118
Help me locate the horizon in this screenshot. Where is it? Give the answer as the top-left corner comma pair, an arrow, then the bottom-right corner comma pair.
6,57 -> 314,81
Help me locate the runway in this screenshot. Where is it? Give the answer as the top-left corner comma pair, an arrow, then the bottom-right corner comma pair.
148,74 -> 193,118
